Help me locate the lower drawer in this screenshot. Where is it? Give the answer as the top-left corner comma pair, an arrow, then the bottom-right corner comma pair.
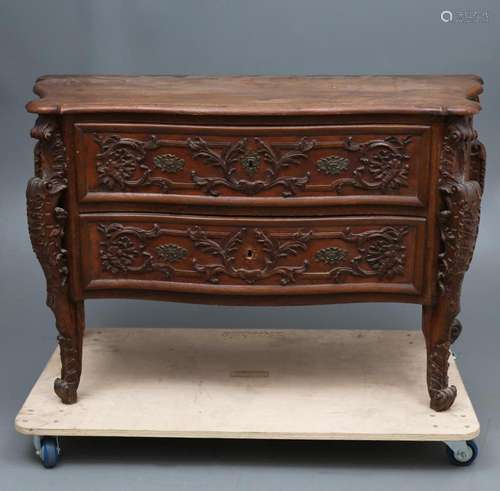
78,214 -> 427,301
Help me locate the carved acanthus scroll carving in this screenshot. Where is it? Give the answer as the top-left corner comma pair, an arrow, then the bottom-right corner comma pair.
325,226 -> 409,282
26,116 -> 80,404
91,132 -> 417,198
470,138 -> 486,194
27,117 -> 69,292
97,223 -> 188,280
330,136 -> 412,194
438,119 -> 483,310
188,137 -> 315,197
93,134 -> 178,192
189,227 -> 312,285
96,223 -> 410,287
427,117 -> 485,411
93,134 -> 317,197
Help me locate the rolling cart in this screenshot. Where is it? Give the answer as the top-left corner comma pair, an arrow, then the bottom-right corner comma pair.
16,328 -> 479,468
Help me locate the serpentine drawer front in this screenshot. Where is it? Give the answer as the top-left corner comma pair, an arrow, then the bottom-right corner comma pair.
78,215 -> 426,300
26,75 -> 486,411
74,123 -> 431,212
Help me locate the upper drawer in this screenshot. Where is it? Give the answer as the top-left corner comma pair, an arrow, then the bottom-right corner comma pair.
74,123 -> 432,212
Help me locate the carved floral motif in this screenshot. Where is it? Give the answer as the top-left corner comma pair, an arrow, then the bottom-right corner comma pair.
316,155 -> 349,176
156,244 -> 188,263
315,246 -> 347,265
96,224 -> 409,286
325,226 -> 409,282
99,232 -> 142,274
331,136 -> 412,194
97,223 -> 187,280
91,132 -> 416,197
93,134 -> 183,192
188,227 -> 312,285
153,154 -> 185,173
188,136 -> 315,197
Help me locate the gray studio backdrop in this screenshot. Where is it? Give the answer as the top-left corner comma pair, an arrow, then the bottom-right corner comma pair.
1,1 -> 499,490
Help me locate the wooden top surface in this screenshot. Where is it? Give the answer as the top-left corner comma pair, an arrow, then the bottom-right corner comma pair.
27,74 -> 483,117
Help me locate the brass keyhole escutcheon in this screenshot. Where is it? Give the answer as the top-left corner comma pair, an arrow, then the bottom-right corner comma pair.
246,249 -> 254,260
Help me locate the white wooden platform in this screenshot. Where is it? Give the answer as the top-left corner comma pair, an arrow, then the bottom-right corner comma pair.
15,328 -> 479,442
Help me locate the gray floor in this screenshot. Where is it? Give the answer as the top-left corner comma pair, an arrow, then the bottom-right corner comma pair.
1,1 -> 499,489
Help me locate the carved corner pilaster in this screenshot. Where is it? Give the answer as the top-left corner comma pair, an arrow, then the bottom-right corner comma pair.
26,116 -> 81,404
426,116 -> 485,411
470,138 -> 486,194
27,116 -> 69,299
438,117 -> 484,328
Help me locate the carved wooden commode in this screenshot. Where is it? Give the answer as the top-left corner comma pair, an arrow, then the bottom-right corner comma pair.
26,75 -> 485,410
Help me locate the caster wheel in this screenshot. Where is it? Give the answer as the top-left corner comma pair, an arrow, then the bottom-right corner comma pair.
34,437 -> 60,468
446,440 -> 478,466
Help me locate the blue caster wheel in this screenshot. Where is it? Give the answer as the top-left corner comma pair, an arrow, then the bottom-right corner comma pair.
445,440 -> 478,466
33,436 -> 61,468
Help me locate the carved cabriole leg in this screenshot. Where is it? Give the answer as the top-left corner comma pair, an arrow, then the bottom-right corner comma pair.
423,304 -> 458,412
423,117 -> 485,412
54,301 -> 84,404
26,116 -> 84,404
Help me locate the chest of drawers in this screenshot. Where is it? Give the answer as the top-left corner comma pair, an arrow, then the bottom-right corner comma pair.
26,75 -> 485,411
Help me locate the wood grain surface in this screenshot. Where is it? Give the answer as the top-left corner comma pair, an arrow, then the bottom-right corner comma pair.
27,74 -> 483,116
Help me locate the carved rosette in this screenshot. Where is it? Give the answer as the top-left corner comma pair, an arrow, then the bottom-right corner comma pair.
325,226 -> 409,282
427,117 -> 485,411
26,116 -> 80,404
331,136 -> 412,194
93,134 -> 184,192
331,136 -> 411,193
153,154 -> 185,173
315,246 -> 347,265
156,243 -> 188,263
97,223 -> 188,280
316,155 -> 350,176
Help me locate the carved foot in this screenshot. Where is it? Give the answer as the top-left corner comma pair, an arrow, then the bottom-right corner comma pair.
427,341 -> 457,412
54,378 -> 78,404
430,385 -> 457,412
54,335 -> 81,404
